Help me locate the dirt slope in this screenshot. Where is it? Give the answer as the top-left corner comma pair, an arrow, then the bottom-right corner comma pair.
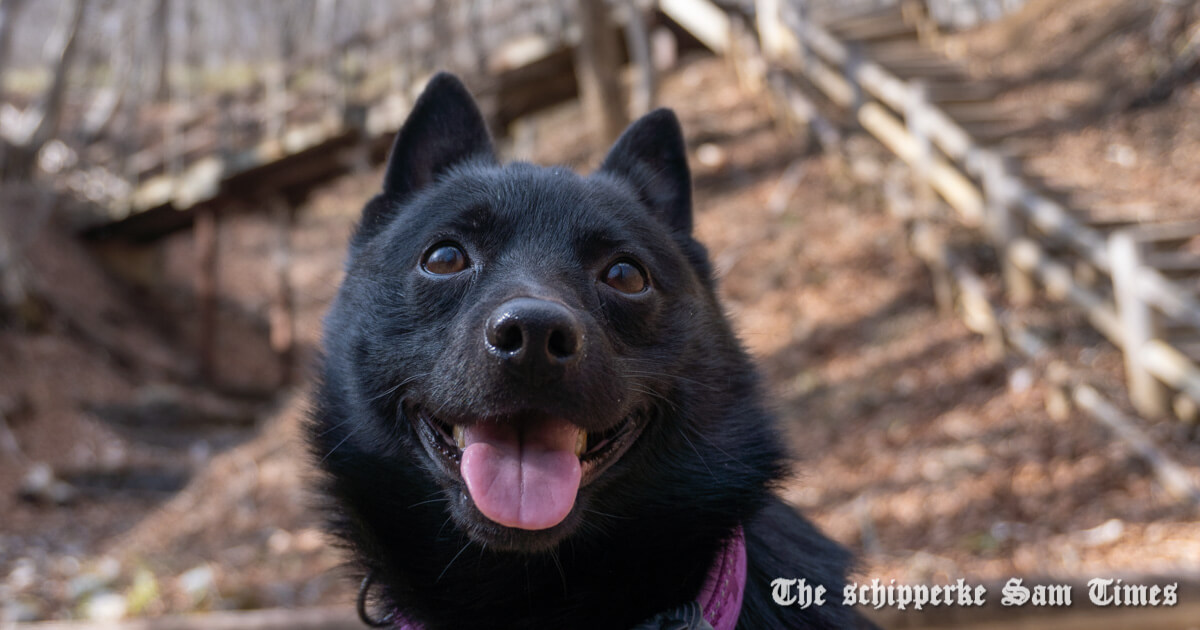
2,51 -> 1198,622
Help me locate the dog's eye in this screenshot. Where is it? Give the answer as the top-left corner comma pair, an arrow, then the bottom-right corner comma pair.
422,243 -> 469,275
602,260 -> 648,294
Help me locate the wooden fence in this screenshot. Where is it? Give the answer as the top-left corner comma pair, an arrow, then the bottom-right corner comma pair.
662,0 -> 1200,433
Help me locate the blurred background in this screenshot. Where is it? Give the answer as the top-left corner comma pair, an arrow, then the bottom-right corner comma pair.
1,0 -> 1199,627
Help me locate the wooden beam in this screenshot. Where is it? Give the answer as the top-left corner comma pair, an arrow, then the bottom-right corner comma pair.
13,607 -> 360,630
660,0 -> 730,53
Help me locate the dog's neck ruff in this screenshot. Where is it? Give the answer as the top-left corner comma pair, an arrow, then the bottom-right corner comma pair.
378,527 -> 747,630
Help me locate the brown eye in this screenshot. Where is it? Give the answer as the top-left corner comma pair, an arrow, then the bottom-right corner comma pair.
602,260 -> 648,294
422,243 -> 468,275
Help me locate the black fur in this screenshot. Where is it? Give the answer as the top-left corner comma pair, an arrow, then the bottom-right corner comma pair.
309,72 -> 874,629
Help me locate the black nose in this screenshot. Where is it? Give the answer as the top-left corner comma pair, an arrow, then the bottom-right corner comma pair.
485,297 -> 583,376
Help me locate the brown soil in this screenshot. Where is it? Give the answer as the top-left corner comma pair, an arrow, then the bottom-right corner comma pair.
2,46 -> 1199,623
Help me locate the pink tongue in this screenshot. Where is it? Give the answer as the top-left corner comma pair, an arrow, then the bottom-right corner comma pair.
459,417 -> 582,530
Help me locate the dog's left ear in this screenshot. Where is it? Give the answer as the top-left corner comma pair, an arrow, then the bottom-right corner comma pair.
382,72 -> 496,199
598,108 -> 693,234
352,73 -> 495,249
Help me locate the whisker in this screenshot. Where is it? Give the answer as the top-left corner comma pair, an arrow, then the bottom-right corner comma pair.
548,548 -> 567,594
677,428 -> 716,481
581,507 -> 633,521
437,541 -> 473,583
320,429 -> 356,464
407,496 -> 449,509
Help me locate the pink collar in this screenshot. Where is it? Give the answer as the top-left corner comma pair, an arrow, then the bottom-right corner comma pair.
388,526 -> 747,629
698,525 -> 748,630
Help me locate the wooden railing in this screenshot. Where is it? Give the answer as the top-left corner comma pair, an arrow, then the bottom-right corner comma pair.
661,0 -> 1200,430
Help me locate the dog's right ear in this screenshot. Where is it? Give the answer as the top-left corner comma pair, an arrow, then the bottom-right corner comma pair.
598,108 -> 693,234
356,73 -> 495,245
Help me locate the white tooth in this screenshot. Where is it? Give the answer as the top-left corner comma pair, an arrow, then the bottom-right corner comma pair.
575,430 -> 587,457
453,425 -> 466,449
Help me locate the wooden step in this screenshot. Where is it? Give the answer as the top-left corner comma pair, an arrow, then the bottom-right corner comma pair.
927,81 -> 1001,103
1145,252 -> 1200,279
961,120 -> 1027,143
942,102 -> 1023,124
820,4 -> 907,31
881,60 -> 971,81
832,19 -> 918,43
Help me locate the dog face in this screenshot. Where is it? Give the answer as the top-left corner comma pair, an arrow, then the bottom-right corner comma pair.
315,74 -> 766,560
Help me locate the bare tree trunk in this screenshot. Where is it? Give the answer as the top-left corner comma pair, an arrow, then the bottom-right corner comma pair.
0,0 -> 82,326
572,0 -> 628,145
0,0 -> 29,108
28,0 -> 87,151
153,0 -> 170,102
1,0 -> 88,181
0,0 -> 29,177
83,4 -> 138,145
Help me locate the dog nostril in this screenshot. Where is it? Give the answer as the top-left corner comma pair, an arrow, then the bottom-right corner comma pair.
547,328 -> 577,359
493,322 -> 524,353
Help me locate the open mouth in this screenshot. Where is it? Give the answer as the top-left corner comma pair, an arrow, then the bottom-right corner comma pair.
406,403 -> 644,530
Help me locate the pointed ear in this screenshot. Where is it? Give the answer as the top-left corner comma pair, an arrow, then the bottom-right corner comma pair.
356,73 -> 494,245
598,108 -> 693,234
383,72 -> 494,197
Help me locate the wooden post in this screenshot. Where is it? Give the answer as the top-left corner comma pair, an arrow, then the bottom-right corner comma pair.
267,196 -> 295,386
905,81 -> 934,217
844,41 -> 865,121
572,0 -> 628,145
980,149 -> 1035,305
756,0 -> 786,61
1111,230 -> 1169,418
910,222 -> 955,317
778,0 -> 810,71
194,206 -> 219,383
728,15 -> 766,95
621,0 -> 656,117
905,82 -> 952,316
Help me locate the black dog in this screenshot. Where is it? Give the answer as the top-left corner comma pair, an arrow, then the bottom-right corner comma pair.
310,73 -> 874,629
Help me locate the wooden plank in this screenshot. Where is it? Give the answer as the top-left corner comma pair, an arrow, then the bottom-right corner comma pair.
831,19 -> 916,43
660,0 -> 730,53
821,4 -> 906,33
1137,265 -> 1200,331
1111,230 -> 1169,417
1144,338 -> 1200,406
1144,251 -> 1200,277
1015,189 -> 1111,272
13,607 -> 360,629
856,101 -> 985,225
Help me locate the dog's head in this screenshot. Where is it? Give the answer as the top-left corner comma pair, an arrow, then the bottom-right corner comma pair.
315,74 -> 777,557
